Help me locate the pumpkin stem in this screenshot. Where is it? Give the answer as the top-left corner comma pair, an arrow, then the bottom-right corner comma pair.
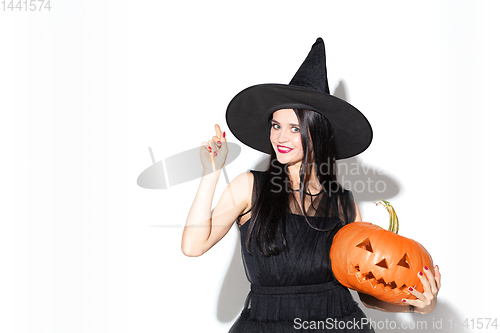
374,200 -> 399,234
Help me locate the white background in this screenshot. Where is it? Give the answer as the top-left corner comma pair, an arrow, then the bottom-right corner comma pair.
1,1 -> 499,332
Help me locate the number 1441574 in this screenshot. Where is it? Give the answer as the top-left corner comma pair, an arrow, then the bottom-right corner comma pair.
2,0 -> 51,11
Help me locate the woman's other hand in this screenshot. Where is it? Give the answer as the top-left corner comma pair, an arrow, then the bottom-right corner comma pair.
404,265 -> 441,314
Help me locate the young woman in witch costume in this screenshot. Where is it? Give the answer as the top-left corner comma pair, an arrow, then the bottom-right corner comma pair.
182,38 -> 441,332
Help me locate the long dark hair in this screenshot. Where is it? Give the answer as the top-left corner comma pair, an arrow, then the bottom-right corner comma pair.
245,109 -> 354,256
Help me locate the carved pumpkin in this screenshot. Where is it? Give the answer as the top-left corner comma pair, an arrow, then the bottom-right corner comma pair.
330,200 -> 433,304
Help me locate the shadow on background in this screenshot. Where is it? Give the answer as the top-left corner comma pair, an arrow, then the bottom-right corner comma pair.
338,156 -> 401,203
216,233 -> 250,322
334,80 -> 401,202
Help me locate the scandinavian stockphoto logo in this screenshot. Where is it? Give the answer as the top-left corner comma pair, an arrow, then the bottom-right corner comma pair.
137,143 -> 241,189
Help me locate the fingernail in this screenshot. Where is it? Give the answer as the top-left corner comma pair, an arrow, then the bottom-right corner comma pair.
402,299 -> 406,302
217,141 -> 221,145
223,132 -> 226,138
419,271 -> 423,276
213,151 -> 217,157
424,266 -> 429,270
208,146 -> 212,152
408,287 -> 414,291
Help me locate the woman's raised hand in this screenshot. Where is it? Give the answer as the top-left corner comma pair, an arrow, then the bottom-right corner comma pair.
200,124 -> 228,174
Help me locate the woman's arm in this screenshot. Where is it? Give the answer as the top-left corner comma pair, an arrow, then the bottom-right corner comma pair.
358,293 -> 413,312
181,124 -> 253,257
181,170 -> 252,257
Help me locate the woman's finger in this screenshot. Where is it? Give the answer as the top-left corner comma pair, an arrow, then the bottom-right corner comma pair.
417,270 -> 432,296
215,124 -> 227,143
407,285 -> 424,301
402,298 -> 420,307
434,265 -> 441,290
207,141 -> 216,170
212,136 -> 222,148
201,141 -> 210,152
423,265 -> 438,295
215,124 -> 222,139
208,140 -> 216,155
213,125 -> 227,153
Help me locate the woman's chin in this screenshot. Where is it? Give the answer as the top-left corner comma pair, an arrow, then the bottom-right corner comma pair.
276,153 -> 301,165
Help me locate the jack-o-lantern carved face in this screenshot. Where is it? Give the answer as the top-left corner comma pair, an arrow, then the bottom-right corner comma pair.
330,222 -> 433,304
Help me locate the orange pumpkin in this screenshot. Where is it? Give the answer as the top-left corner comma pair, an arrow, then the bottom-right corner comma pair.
330,200 -> 433,304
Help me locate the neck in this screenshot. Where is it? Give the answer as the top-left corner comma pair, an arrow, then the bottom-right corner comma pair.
287,162 -> 322,192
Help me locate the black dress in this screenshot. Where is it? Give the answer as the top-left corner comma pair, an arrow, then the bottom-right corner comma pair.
229,171 -> 375,332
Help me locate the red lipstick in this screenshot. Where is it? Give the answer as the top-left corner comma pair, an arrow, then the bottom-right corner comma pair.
277,145 -> 293,154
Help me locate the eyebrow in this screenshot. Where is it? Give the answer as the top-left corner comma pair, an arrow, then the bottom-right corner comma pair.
271,119 -> 299,127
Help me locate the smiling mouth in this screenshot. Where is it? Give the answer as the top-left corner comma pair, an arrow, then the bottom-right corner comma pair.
277,145 -> 293,153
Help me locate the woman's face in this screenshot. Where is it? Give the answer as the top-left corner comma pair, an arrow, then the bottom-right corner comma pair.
270,109 -> 304,166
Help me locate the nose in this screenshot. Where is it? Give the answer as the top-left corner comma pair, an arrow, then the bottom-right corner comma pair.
278,130 -> 290,143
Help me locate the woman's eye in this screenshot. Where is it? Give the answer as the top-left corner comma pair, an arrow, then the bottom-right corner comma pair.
272,124 -> 280,130
292,127 -> 300,133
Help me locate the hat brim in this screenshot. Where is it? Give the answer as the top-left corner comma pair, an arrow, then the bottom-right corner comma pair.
226,84 -> 373,160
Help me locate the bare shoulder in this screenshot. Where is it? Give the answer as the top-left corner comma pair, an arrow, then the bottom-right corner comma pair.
228,172 -> 254,206
231,171 -> 254,184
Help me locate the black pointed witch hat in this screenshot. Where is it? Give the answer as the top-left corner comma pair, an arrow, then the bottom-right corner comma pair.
225,38 -> 372,160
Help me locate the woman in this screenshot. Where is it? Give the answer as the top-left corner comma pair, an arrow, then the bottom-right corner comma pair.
181,38 -> 440,332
